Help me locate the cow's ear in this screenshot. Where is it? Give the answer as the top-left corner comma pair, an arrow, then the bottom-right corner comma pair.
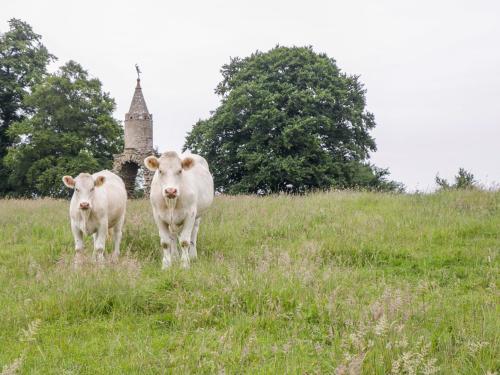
182,156 -> 194,170
62,175 -> 75,188
144,156 -> 159,171
94,175 -> 106,187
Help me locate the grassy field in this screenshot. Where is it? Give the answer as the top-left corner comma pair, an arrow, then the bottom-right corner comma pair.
0,190 -> 498,374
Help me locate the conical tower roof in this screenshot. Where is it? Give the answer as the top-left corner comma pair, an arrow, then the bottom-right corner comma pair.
127,78 -> 149,115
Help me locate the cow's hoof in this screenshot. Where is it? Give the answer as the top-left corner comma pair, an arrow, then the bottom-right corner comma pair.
110,252 -> 120,264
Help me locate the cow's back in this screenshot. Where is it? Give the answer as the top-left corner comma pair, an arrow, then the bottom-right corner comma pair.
182,153 -> 214,215
92,170 -> 127,226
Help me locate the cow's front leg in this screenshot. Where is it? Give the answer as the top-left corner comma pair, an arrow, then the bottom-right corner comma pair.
158,221 -> 175,269
92,222 -> 107,264
71,224 -> 85,267
179,210 -> 197,268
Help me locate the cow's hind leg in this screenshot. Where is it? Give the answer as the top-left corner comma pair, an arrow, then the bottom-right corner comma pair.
111,215 -> 125,263
170,231 -> 179,260
189,217 -> 201,260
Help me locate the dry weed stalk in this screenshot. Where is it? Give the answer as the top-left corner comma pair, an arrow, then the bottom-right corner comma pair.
1,319 -> 42,375
335,288 -> 440,375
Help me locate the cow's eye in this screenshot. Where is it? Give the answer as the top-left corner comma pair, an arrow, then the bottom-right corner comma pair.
91,187 -> 95,192
177,169 -> 182,175
75,188 -> 79,192
158,170 -> 163,175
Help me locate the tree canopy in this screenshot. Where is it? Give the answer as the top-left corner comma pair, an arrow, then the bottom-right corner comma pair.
0,19 -> 55,194
5,61 -> 123,197
185,46 -> 400,193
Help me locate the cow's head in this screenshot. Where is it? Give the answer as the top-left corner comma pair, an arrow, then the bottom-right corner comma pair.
62,173 -> 106,210
144,151 -> 194,201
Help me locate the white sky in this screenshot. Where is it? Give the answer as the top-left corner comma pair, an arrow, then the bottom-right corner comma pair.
2,0 -> 499,191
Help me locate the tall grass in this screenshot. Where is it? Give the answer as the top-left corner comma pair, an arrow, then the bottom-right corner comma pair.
0,190 -> 498,373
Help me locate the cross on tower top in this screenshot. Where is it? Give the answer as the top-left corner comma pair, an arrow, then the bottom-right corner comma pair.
135,63 -> 141,80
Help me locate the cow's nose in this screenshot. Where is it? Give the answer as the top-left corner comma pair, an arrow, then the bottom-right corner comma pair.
164,187 -> 177,198
79,202 -> 90,209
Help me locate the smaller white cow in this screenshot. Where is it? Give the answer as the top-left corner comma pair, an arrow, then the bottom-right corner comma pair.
145,151 -> 214,269
62,170 -> 127,265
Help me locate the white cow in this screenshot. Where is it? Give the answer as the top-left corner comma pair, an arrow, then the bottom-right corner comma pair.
144,151 -> 214,269
62,170 -> 127,265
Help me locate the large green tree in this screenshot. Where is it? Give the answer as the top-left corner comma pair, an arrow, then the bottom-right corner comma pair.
0,19 -> 55,194
185,46 -> 401,193
5,61 -> 123,197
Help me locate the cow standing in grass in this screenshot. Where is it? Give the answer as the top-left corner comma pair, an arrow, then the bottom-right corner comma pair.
62,170 -> 127,265
144,151 -> 214,269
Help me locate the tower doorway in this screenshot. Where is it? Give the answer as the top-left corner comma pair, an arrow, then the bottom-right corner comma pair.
121,161 -> 143,198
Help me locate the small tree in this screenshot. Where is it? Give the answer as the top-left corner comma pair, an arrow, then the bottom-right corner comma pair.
5,61 -> 123,197
454,168 -> 476,189
435,175 -> 450,190
435,168 -> 476,190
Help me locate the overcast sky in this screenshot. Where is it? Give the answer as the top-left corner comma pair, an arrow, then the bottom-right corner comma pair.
2,0 -> 499,191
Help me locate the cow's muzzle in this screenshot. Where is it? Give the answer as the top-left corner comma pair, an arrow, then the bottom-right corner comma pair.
164,187 -> 178,199
79,202 -> 90,210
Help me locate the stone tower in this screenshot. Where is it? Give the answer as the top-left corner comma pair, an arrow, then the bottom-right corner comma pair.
113,75 -> 155,197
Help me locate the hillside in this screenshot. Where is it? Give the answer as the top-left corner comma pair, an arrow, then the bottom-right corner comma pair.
0,191 -> 498,374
